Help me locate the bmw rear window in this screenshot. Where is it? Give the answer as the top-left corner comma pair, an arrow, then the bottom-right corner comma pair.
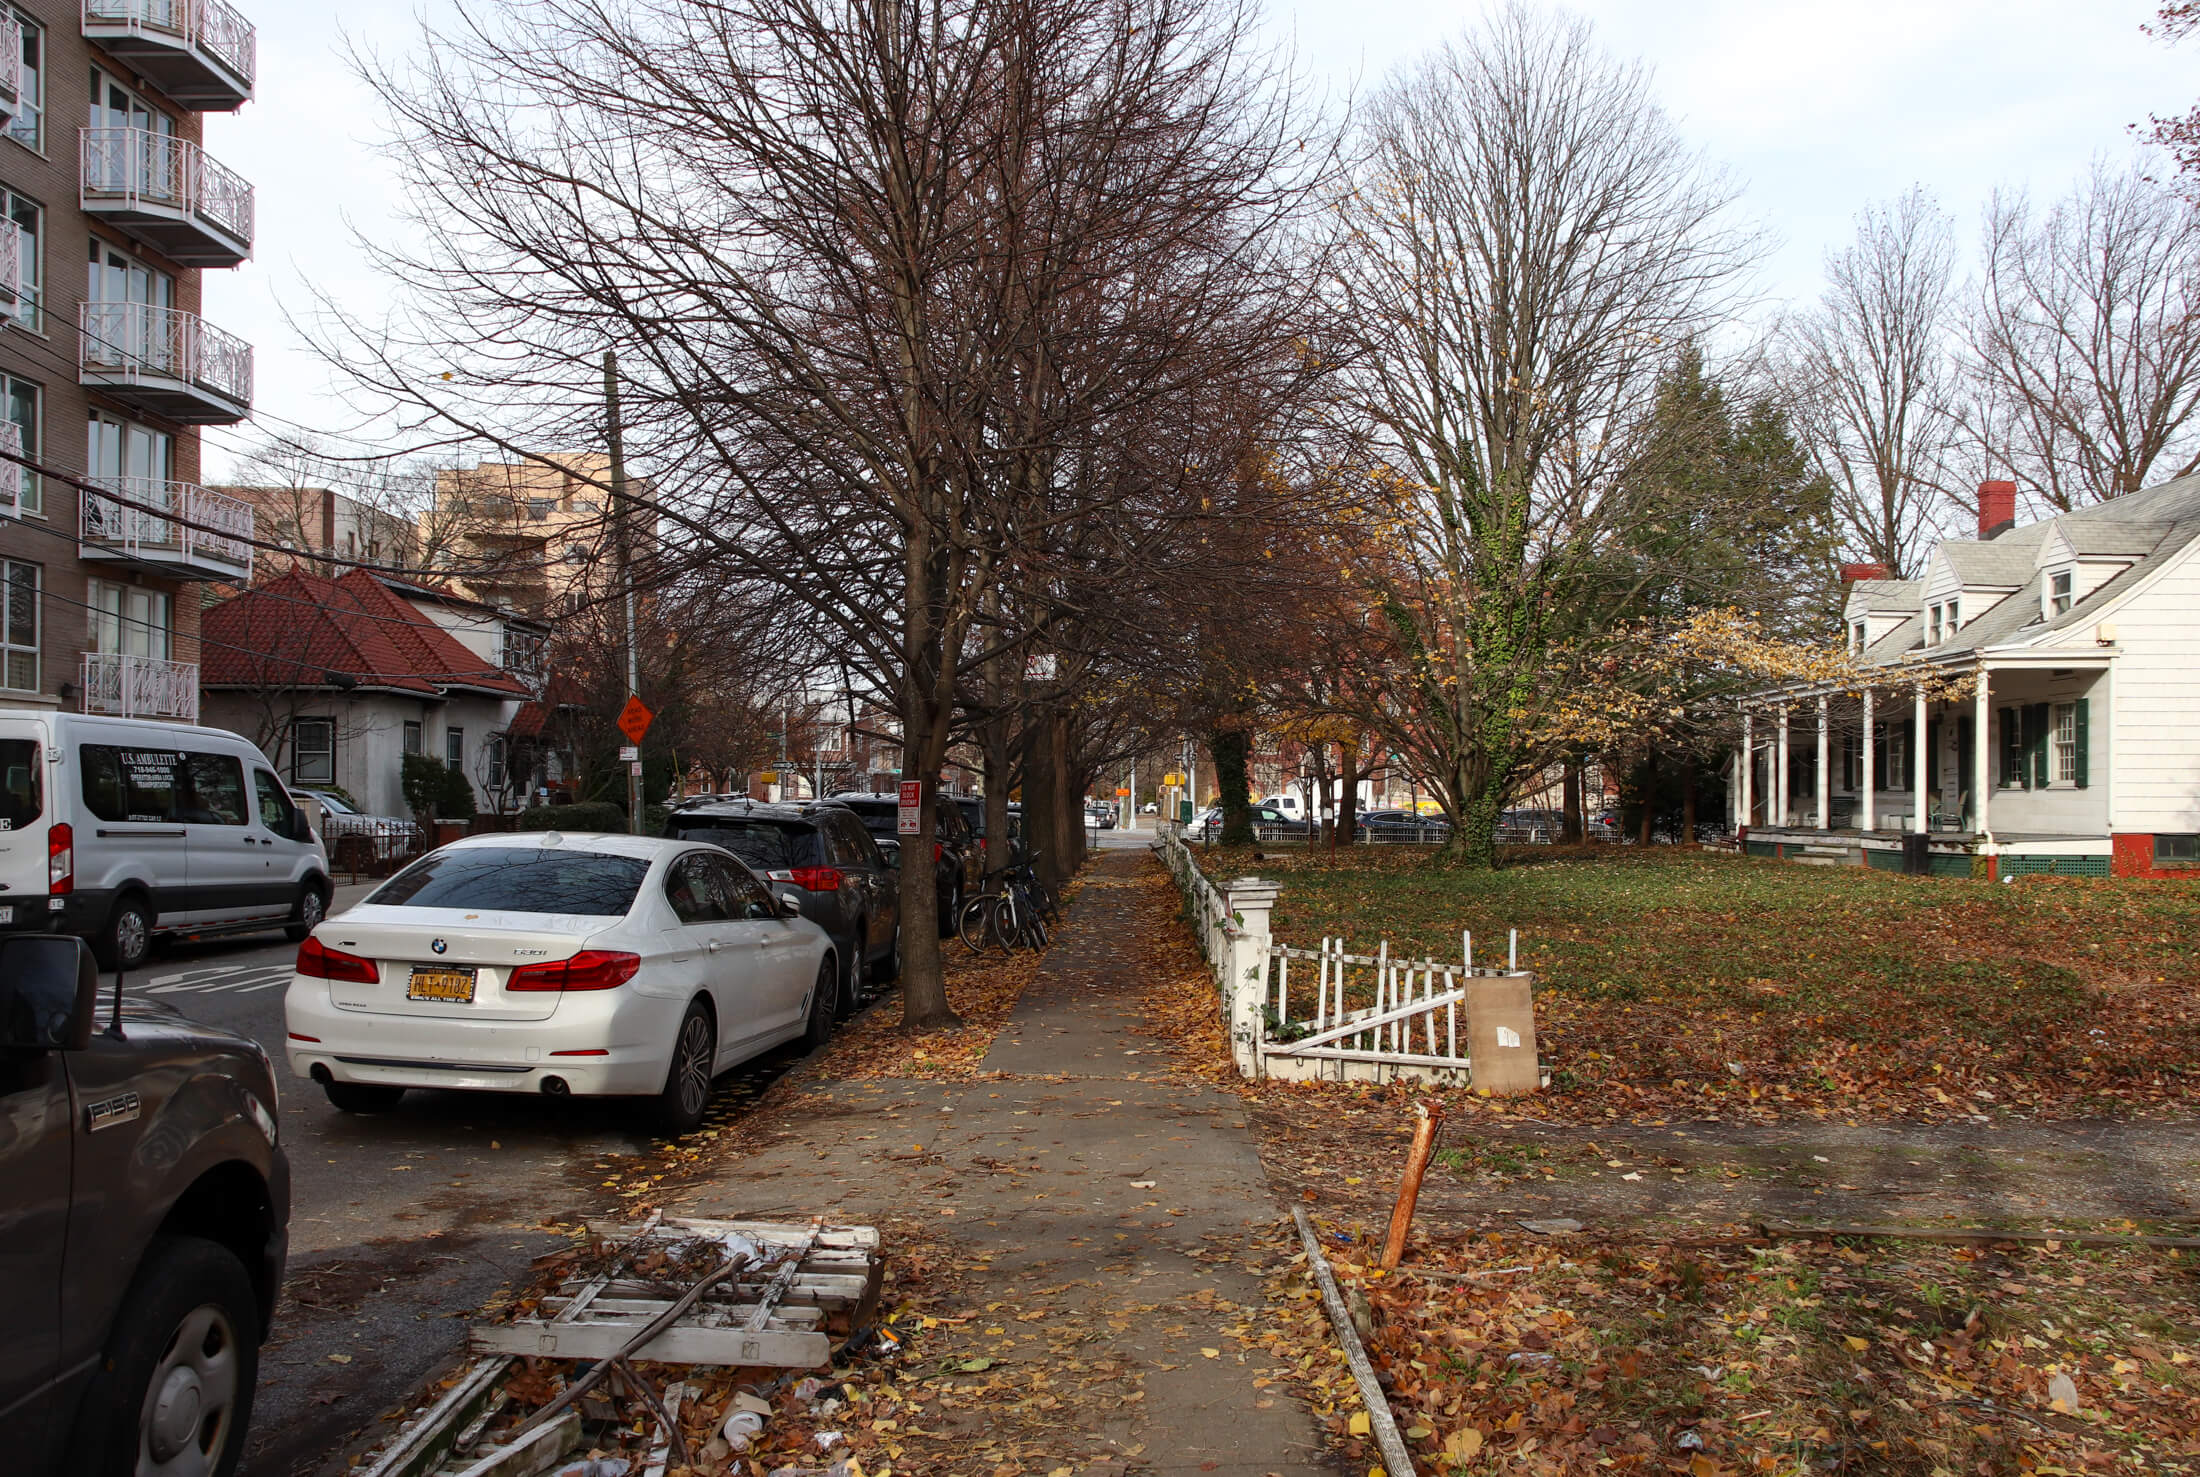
368,849 -> 651,915
668,820 -> 822,870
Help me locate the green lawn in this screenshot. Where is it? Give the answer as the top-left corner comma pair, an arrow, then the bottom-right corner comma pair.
1195,844 -> 2200,1115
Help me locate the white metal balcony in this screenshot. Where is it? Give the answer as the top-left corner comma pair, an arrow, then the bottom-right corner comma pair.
0,14 -> 22,128
80,476 -> 254,582
79,302 -> 252,423
81,129 -> 253,267
80,652 -> 199,723
0,220 -> 17,319
81,0 -> 253,111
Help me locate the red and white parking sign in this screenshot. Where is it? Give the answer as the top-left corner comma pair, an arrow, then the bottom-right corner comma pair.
897,780 -> 922,835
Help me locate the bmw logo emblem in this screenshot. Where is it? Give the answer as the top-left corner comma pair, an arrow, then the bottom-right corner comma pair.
431,938 -> 448,955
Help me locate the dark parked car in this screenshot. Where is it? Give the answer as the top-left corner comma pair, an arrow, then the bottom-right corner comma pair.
1195,802 -> 1304,841
830,793 -> 982,935
952,796 -> 1022,866
1360,808 -> 1450,840
664,799 -> 901,1013
0,933 -> 291,1475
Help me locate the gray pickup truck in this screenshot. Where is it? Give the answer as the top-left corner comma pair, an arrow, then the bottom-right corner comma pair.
0,934 -> 291,1476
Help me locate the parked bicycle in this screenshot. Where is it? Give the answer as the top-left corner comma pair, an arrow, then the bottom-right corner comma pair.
958,849 -> 1054,953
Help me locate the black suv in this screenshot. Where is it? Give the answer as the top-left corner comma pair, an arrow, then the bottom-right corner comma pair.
952,796 -> 1022,867
664,800 -> 901,1014
0,934 -> 291,1474
830,793 -> 981,935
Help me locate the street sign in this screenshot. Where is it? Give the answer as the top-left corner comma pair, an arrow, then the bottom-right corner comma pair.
897,779 -> 922,835
1162,771 -> 1183,787
628,761 -> 644,776
619,745 -> 639,762
616,695 -> 654,744
1115,787 -> 1129,797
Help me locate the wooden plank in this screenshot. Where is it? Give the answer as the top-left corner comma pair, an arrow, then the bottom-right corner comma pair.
448,1410 -> 581,1477
470,1319 -> 831,1368
581,1217 -> 879,1250
747,1227 -> 821,1332
1268,1045 -> 1472,1070
1270,990 -> 1467,1053
546,1273 -> 871,1304
1293,1209 -> 1417,1477
358,1357 -> 514,1477
541,1296 -> 826,1328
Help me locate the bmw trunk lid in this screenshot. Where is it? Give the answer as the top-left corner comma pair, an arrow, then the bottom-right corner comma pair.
313,906 -> 612,1021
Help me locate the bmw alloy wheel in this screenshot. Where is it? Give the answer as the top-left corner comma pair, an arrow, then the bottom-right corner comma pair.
673,1011 -> 712,1120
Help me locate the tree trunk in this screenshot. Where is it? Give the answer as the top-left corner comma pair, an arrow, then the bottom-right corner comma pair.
1562,756 -> 1583,843
1639,743 -> 1657,845
1022,711 -> 1064,892
895,761 -> 954,1029
1681,755 -> 1697,844
1210,728 -> 1253,844
1054,712 -> 1084,879
1435,756 -> 1505,868
983,714 -> 1013,872
1335,740 -> 1360,845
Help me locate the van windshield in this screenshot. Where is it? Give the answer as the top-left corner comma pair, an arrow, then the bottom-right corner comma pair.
368,848 -> 651,916
0,739 -> 40,830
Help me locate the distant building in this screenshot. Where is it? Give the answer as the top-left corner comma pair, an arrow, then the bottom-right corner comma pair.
217,484 -> 417,579
432,453 -> 651,617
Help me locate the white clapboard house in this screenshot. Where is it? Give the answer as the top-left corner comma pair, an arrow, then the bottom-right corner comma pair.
1729,478 -> 2200,879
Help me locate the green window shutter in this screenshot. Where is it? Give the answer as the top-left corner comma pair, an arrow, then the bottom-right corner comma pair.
2028,703 -> 2051,789
1998,707 -> 2019,787
2073,697 -> 2089,789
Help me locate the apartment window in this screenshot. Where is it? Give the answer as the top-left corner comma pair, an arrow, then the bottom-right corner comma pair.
502,626 -> 545,679
5,377 -> 36,515
8,12 -> 41,152
445,726 -> 463,767
485,736 -> 506,789
290,718 -> 335,786
86,580 -> 171,659
7,192 -> 38,332
2157,834 -> 2199,867
0,559 -> 34,690
2052,702 -> 2079,784
402,720 -> 422,756
527,498 -> 553,521
2049,569 -> 2073,617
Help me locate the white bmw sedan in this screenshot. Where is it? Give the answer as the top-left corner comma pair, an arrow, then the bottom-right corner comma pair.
283,832 -> 838,1133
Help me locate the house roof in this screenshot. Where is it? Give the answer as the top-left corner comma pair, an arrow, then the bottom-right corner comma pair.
505,673 -> 587,740
373,572 -> 554,632
1834,471 -> 2200,670
203,569 -> 533,698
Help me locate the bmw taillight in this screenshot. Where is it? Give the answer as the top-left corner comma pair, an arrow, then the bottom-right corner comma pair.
508,950 -> 641,993
296,935 -> 378,983
47,822 -> 71,895
786,866 -> 843,891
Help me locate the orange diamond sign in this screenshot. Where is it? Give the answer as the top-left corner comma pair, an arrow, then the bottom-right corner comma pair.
616,694 -> 654,745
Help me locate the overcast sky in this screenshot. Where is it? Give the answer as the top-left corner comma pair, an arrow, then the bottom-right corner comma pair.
199,0 -> 2193,478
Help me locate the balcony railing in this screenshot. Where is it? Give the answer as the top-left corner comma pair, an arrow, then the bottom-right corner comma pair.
80,652 -> 199,723
0,422 -> 19,517
79,302 -> 252,423
0,14 -> 21,125
80,0 -> 254,110
81,128 -> 253,265
0,220 -> 16,315
80,476 -> 254,580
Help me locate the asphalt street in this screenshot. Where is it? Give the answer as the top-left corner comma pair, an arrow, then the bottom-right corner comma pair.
135,823 -> 1155,1474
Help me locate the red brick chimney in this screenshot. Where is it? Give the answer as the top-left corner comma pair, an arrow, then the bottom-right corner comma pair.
1839,562 -> 1890,582
1978,479 -> 2017,541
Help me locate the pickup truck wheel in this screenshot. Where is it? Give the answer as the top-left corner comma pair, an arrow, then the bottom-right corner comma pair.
93,892 -> 153,972
283,881 -> 328,942
64,1234 -> 258,1477
323,1080 -> 406,1113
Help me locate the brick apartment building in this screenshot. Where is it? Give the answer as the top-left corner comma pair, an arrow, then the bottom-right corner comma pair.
0,0 -> 255,724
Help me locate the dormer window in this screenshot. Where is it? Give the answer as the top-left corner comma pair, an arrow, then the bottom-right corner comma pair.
1947,598 -> 1959,631
1851,619 -> 1866,654
2049,569 -> 2073,617
1929,604 -> 1944,644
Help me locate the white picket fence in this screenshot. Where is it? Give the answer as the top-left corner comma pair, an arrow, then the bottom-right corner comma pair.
1156,826 -> 1540,1088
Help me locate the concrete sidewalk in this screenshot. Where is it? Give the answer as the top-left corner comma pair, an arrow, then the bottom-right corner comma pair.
673,854 -> 1326,1476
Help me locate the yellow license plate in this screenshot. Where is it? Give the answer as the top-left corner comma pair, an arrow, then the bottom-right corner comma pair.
407,967 -> 478,1003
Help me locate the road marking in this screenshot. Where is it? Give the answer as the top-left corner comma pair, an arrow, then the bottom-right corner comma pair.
142,965 -> 295,996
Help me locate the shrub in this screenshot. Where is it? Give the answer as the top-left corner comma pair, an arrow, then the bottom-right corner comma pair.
515,801 -> 628,833
401,754 -> 448,819
438,762 -> 478,821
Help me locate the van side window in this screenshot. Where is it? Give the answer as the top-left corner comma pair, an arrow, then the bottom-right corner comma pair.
0,738 -> 40,830
252,769 -> 291,834
182,753 -> 248,826
81,745 -> 181,823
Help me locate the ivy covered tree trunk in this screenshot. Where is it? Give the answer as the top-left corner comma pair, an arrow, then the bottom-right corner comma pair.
1209,728 -> 1254,844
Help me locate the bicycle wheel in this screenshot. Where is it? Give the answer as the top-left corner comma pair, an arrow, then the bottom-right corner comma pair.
991,895 -> 1024,952
1030,878 -> 1061,925
957,893 -> 998,953
1022,907 -> 1050,950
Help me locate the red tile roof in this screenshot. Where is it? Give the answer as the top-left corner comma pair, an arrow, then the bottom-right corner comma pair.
202,569 -> 531,698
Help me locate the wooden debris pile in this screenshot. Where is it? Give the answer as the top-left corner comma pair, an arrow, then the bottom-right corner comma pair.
361,1216 -> 889,1477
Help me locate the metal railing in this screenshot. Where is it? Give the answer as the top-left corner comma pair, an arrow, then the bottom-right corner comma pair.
0,14 -> 20,114
79,301 -> 254,409
81,128 -> 255,246
80,476 -> 254,575
80,652 -> 199,722
0,422 -> 20,515
81,0 -> 256,91
0,213 -> 16,312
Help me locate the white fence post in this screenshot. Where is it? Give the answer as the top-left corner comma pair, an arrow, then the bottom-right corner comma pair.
1223,876 -> 1279,1079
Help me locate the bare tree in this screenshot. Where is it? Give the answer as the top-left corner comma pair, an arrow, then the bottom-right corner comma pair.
1965,160 -> 2200,511
1331,3 -> 1758,866
1785,187 -> 1961,577
319,0 -> 1325,1027
219,435 -> 466,578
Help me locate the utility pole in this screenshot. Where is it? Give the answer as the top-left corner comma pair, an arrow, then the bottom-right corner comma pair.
606,349 -> 641,836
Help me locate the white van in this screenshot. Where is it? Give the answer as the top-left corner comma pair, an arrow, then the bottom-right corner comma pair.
0,709 -> 330,970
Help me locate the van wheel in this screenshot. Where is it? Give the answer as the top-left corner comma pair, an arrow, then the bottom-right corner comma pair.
94,892 -> 154,973
837,923 -> 866,1016
62,1234 -> 258,1477
323,1080 -> 406,1113
283,881 -> 329,942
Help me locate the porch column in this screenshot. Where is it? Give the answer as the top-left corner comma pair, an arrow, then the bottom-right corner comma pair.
1739,706 -> 1754,827
1973,667 -> 1992,841
1913,685 -> 1929,833
1816,694 -> 1830,829
1859,688 -> 1875,832
1775,704 -> 1790,828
